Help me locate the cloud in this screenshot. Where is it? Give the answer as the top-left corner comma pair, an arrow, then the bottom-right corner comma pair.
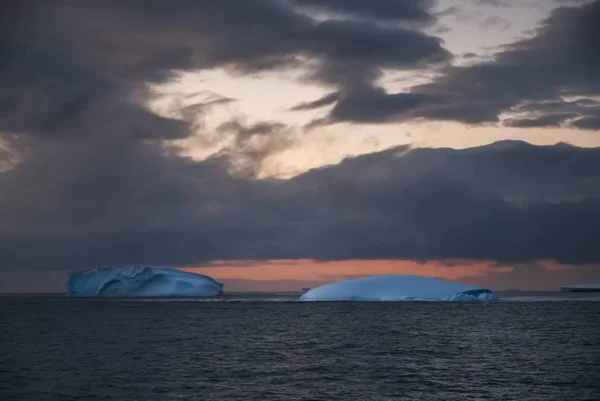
503,113 -> 576,127
308,87 -> 438,125
571,115 -> 600,130
213,120 -> 297,178
2,140 -> 600,271
413,0 -> 600,126
289,0 -> 436,24
480,16 -> 512,31
2,0 -> 448,136
289,92 -> 340,111
298,0 -> 600,128
2,1 -> 600,274
1,0 -> 451,148
476,0 -> 512,6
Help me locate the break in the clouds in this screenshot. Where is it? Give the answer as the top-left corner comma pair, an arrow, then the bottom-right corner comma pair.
1,0 -> 600,273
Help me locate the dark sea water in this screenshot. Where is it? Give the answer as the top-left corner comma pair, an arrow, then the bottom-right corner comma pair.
1,292 -> 599,401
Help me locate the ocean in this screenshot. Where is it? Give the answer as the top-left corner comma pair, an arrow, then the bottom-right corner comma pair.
1,292 -> 599,401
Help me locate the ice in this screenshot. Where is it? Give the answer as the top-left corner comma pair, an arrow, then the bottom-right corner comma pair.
299,275 -> 498,301
560,284 -> 600,292
66,265 -> 223,297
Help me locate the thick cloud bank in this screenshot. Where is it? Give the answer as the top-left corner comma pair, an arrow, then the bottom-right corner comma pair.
299,275 -> 498,301
2,141 -> 600,270
66,266 -> 223,297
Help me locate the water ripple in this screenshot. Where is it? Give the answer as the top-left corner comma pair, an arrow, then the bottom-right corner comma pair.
1,296 -> 599,400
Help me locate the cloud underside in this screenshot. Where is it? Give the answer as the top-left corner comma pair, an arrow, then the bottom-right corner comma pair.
1,1 -> 600,271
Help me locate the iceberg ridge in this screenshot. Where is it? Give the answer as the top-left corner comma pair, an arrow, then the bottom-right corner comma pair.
299,275 -> 498,302
66,265 -> 223,297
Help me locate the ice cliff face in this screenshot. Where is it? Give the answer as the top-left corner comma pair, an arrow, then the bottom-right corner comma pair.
66,265 -> 223,297
299,275 -> 498,301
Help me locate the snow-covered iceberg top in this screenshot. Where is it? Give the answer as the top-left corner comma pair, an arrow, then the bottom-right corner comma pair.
299,275 -> 498,302
67,265 -> 223,297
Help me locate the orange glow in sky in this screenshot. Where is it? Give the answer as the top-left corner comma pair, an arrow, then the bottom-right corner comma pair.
178,259 -> 600,292
181,259 -> 512,287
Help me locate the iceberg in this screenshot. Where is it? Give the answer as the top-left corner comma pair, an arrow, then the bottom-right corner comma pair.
299,275 -> 498,302
560,284 -> 600,292
66,265 -> 223,297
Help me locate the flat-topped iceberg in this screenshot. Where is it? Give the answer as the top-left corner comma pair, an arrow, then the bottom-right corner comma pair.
299,275 -> 498,302
67,265 -> 223,297
560,284 -> 600,292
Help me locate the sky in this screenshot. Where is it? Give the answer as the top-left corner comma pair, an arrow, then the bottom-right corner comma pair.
1,0 -> 600,292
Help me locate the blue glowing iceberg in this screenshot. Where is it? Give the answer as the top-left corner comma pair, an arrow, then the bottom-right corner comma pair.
67,265 -> 223,297
299,275 -> 498,301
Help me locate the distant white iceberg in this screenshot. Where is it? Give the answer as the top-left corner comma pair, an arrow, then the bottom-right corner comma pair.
560,284 -> 600,292
67,265 -> 223,297
299,275 -> 498,302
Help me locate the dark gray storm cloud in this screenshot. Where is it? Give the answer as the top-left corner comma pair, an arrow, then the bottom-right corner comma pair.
2,138 -> 600,270
298,0 -> 600,129
1,0 -> 450,139
1,1 -> 600,272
